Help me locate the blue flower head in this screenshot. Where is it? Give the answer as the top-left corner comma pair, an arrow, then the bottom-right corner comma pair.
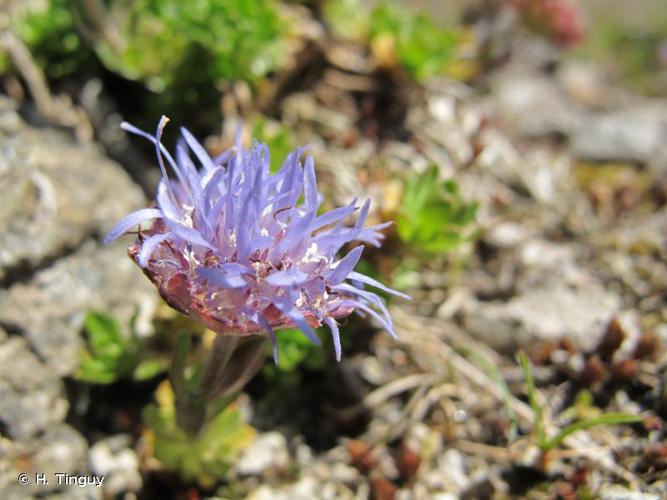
105,117 -> 409,362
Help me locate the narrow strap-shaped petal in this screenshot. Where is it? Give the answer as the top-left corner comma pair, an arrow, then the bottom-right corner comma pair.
357,221 -> 393,246
156,180 -> 181,221
137,233 -> 170,267
219,262 -> 253,275
121,120 -> 184,185
175,141 -> 201,195
327,245 -> 364,285
334,282 -> 394,331
103,208 -> 163,244
303,156 -> 318,212
273,211 -> 314,256
324,316 -> 342,362
355,199 -> 371,231
181,126 -> 216,171
312,204 -> 357,233
336,299 -> 397,339
312,199 -> 370,257
155,116 -> 178,202
197,267 -> 249,289
175,142 -> 216,238
223,154 -> 237,233
274,301 -> 321,345
235,155 -> 265,261
265,268 -> 309,287
213,149 -> 233,166
164,219 -> 215,249
202,167 -> 228,220
256,314 -> 279,365
347,271 -> 412,300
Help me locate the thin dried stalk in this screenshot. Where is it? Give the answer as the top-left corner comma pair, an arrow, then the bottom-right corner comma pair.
0,30 -> 55,119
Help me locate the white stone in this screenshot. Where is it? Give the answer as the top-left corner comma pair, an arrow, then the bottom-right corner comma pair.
236,432 -> 290,476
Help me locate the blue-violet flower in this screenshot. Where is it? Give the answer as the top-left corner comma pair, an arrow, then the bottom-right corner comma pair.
104,117 -> 409,362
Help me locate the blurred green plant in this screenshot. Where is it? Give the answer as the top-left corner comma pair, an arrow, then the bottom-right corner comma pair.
76,311 -> 167,384
97,0 -> 287,89
1,0 -> 293,136
578,9 -> 667,95
396,165 -> 479,254
252,116 -> 296,173
258,327 -> 325,415
266,327 -> 326,373
324,0 -> 459,81
144,380 -> 255,487
0,0 -> 92,78
368,2 -> 458,81
322,0 -> 370,41
2,0 -> 288,90
457,345 -> 519,441
517,351 -> 642,452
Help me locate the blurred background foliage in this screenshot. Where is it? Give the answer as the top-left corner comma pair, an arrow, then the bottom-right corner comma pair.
324,0 -> 460,81
143,380 -> 255,487
77,311 -> 168,384
396,165 -> 478,255
5,0 -> 286,84
578,9 -> 667,94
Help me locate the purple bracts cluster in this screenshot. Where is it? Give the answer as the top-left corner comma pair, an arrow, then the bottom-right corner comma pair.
105,117 -> 408,362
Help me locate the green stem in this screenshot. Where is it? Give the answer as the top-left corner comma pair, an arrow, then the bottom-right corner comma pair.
171,332 -> 267,436
174,391 -> 207,436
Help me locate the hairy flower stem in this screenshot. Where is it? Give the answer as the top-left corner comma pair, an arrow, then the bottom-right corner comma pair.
174,391 -> 207,437
171,333 -> 267,436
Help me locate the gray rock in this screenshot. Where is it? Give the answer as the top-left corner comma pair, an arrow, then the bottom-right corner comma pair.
0,424 -> 91,499
89,435 -> 141,496
236,432 -> 291,476
423,449 -> 470,494
484,222 -> 533,249
490,65 -> 667,165
571,103 -> 667,164
598,484 -> 661,500
247,475 -> 351,500
557,60 -> 615,108
491,66 -> 580,137
464,240 -> 620,351
0,240 -> 157,376
596,211 -> 667,255
464,282 -> 620,352
282,93 -> 353,136
0,100 -> 144,280
0,337 -> 67,440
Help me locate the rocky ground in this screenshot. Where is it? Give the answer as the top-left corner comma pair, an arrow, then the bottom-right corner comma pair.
217,46 -> 666,499
0,6 -> 666,500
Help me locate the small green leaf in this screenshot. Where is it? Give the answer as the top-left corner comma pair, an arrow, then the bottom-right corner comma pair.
518,350 -> 546,446
84,312 -> 126,352
544,413 -> 643,450
369,2 -> 459,81
144,383 -> 255,486
133,358 -> 169,381
76,354 -> 119,384
269,328 -> 325,372
76,311 -> 141,384
170,333 -> 194,396
252,116 -> 295,172
397,165 -> 478,255
458,345 -> 518,441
